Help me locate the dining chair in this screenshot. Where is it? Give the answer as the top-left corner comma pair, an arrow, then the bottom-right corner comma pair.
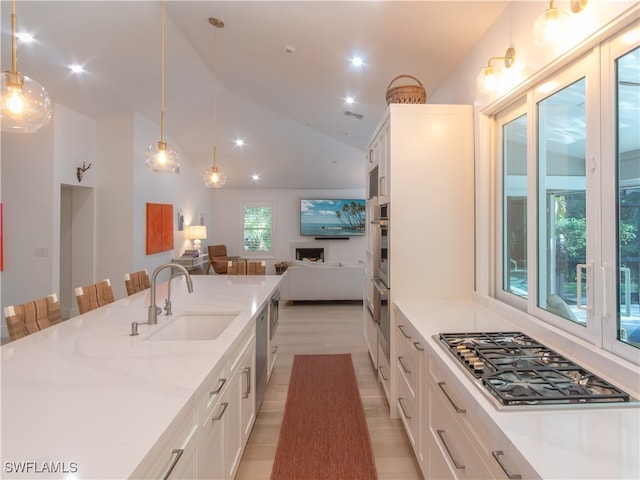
75,279 -> 115,314
246,261 -> 266,275
124,269 -> 151,296
3,294 -> 63,342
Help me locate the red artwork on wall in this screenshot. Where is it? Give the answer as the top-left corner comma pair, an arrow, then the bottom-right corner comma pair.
146,203 -> 174,255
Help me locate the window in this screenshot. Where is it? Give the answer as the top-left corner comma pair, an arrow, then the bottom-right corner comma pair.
494,23 -> 639,363
242,202 -> 273,255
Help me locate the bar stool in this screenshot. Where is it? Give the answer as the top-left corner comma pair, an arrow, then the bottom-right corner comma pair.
3,294 -> 62,341
246,261 -> 266,275
124,269 -> 150,295
75,279 -> 115,314
227,260 -> 247,275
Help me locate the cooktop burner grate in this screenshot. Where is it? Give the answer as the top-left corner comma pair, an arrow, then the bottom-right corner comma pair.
438,331 -> 631,406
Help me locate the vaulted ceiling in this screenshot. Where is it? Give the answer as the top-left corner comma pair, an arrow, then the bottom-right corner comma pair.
1,1 -> 511,188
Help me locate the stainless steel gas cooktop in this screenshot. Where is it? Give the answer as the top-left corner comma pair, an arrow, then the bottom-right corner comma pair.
438,331 -> 631,408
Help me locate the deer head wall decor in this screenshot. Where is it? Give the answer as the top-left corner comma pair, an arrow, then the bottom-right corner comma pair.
76,162 -> 92,182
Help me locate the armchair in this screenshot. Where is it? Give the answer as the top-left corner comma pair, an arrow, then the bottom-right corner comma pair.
208,244 -> 232,274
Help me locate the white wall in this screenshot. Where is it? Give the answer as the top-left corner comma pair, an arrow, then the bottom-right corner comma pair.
430,1 -> 637,106
210,188 -> 367,270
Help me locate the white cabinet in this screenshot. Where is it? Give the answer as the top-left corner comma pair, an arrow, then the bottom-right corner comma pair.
223,331 -> 256,479
427,345 -> 539,480
199,387 -> 229,480
133,409 -> 199,480
395,312 -> 426,473
363,104 -> 474,410
363,303 -> 377,368
367,118 -> 390,205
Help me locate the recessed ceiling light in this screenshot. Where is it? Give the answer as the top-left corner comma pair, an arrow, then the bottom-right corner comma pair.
234,139 -> 245,147
16,32 -> 34,43
251,174 -> 260,182
345,96 -> 355,104
69,64 -> 85,74
351,56 -> 363,67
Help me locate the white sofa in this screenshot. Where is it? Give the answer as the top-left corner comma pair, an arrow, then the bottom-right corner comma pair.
280,260 -> 365,301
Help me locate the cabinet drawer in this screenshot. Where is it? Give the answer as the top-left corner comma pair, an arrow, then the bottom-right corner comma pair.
377,339 -> 391,400
199,360 -> 228,419
428,352 -> 471,417
429,382 -> 493,480
397,363 -> 419,450
397,333 -> 419,396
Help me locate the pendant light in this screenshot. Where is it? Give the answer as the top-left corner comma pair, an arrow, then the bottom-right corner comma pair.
145,0 -> 180,173
1,0 -> 52,133
204,17 -> 227,188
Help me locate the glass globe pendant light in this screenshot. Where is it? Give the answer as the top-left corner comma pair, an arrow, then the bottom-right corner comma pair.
1,0 -> 52,133
145,0 -> 180,173
203,17 -> 227,188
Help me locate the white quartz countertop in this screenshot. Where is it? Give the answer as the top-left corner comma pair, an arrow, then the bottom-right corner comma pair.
1,274 -> 282,479
395,299 -> 640,480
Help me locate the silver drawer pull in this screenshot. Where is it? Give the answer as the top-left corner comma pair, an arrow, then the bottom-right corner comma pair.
242,367 -> 251,398
398,324 -> 411,339
398,397 -> 412,419
212,401 -> 229,422
398,356 -> 411,374
210,378 -> 227,396
437,429 -> 465,470
161,448 -> 184,480
492,450 -> 522,479
378,366 -> 389,381
412,341 -> 424,351
437,381 -> 466,413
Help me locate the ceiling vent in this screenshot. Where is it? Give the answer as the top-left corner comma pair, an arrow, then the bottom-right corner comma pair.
344,111 -> 363,120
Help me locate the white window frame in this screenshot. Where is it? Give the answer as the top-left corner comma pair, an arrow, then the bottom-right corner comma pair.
240,201 -> 275,258
486,14 -> 640,365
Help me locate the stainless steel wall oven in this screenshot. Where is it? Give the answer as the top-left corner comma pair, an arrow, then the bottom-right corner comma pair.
372,203 -> 390,361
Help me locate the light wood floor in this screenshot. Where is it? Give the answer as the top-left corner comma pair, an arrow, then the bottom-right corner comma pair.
235,301 -> 423,480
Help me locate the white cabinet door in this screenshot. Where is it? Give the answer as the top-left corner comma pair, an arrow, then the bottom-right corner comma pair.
240,338 -> 256,442
199,393 -> 229,480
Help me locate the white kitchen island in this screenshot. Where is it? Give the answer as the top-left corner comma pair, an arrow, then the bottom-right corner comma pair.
1,274 -> 283,479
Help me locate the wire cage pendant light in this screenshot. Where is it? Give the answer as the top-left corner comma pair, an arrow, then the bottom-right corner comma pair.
1,0 -> 53,133
145,0 -> 180,173
204,17 -> 227,188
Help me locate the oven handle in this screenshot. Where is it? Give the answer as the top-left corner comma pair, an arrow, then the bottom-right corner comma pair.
370,218 -> 389,226
373,278 -> 388,296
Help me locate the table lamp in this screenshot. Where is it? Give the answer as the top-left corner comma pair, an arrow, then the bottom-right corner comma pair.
186,225 -> 207,255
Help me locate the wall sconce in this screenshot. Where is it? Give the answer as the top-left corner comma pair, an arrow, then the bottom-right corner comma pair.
476,47 -> 516,94
533,0 -> 588,46
186,225 -> 207,255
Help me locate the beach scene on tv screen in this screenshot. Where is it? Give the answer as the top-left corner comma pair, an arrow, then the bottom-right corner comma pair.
300,199 -> 366,236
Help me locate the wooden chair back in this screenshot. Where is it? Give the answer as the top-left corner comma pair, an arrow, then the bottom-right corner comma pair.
75,279 -> 115,314
124,269 -> 150,295
246,261 -> 266,275
4,294 -> 62,341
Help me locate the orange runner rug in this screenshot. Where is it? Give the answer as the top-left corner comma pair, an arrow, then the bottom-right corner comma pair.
270,353 -> 378,480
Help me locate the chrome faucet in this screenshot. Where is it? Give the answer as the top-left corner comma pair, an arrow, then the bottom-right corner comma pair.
148,263 -> 194,325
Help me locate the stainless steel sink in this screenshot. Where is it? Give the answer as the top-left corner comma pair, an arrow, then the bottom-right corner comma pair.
146,312 -> 239,341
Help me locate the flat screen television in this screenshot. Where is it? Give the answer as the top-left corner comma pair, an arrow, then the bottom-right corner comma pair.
300,198 -> 366,237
